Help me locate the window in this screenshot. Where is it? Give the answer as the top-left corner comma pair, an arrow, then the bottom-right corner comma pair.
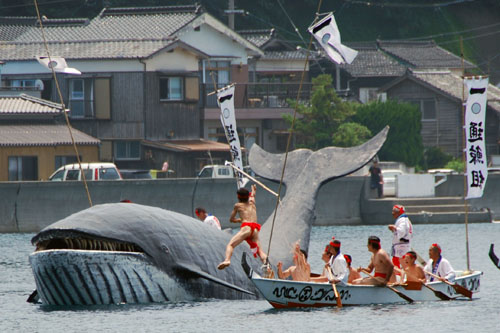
359,88 -> 379,104
406,99 -> 437,121
203,60 -> 230,85
10,79 -> 36,88
114,141 -> 141,160
160,77 -> 184,101
69,78 -> 94,117
8,156 -> 38,181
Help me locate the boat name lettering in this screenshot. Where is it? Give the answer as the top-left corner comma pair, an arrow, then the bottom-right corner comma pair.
272,285 -> 351,303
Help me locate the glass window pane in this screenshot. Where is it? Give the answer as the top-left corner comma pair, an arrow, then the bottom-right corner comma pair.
66,170 -> 79,180
71,79 -> 84,99
100,168 -> 120,180
423,100 -> 436,120
129,142 -> 140,158
115,142 -> 127,159
159,78 -> 169,100
169,78 -> 182,100
8,157 -> 19,181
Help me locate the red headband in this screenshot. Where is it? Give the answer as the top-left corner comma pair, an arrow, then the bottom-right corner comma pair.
344,254 -> 352,265
195,210 -> 201,217
393,205 -> 405,214
369,239 -> 380,246
432,243 -> 441,253
406,252 -> 416,260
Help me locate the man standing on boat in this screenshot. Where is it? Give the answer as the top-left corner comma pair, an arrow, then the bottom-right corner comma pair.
388,205 -> 413,269
194,207 -> 222,230
424,243 -> 456,282
353,236 -> 393,286
310,239 -> 348,285
218,184 -> 267,270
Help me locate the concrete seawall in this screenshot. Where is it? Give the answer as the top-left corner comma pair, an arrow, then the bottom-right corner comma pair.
0,174 -> 498,233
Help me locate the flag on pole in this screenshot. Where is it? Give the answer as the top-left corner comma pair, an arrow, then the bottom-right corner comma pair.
217,85 -> 249,188
464,77 -> 489,199
308,13 -> 358,64
36,56 -> 81,75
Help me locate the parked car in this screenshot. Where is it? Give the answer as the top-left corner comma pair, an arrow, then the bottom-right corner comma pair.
197,165 -> 234,178
120,169 -> 153,180
382,169 -> 404,197
49,162 -> 122,181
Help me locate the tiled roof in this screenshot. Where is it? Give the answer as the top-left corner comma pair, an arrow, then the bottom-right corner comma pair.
0,94 -> 65,114
410,70 -> 500,113
0,39 -> 176,60
261,50 -> 309,61
378,40 -> 475,69
4,6 -> 200,43
0,124 -> 100,146
340,42 -> 406,77
143,139 -> 231,152
238,29 -> 274,48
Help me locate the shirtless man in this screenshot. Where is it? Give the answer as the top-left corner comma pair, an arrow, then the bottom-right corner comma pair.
344,254 -> 361,284
217,184 -> 266,270
402,251 -> 426,283
277,242 -> 311,281
352,236 -> 394,286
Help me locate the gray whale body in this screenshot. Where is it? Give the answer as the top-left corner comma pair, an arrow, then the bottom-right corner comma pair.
29,126 -> 388,305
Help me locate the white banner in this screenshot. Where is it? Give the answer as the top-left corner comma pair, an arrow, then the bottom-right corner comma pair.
464,77 -> 489,199
36,56 -> 81,75
308,13 -> 358,65
217,86 -> 248,188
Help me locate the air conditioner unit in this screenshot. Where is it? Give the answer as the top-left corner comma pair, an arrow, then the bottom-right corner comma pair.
35,79 -> 44,91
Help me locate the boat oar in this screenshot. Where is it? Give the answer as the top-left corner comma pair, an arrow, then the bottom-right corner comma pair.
489,244 -> 500,269
326,266 -> 342,308
425,271 -> 472,299
422,283 -> 452,301
361,271 -> 413,303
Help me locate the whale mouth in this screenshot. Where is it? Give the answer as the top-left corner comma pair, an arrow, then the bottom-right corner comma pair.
34,231 -> 143,253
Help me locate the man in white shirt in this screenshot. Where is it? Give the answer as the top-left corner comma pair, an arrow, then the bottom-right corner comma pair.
195,207 -> 221,230
424,243 -> 456,282
310,238 -> 348,285
388,204 -> 413,269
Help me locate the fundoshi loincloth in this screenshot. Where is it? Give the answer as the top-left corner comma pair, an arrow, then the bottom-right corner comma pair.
374,272 -> 387,278
241,222 -> 261,257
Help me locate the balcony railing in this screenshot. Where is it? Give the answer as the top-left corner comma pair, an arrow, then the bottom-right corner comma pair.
201,82 -> 313,108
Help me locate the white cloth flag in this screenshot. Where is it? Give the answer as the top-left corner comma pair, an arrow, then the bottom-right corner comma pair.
464,77 -> 489,199
308,13 -> 358,64
217,86 -> 249,188
36,56 -> 81,75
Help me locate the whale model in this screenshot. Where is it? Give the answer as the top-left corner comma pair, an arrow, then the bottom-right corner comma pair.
28,126 -> 388,305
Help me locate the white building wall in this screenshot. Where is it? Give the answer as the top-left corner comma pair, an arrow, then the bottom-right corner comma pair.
256,59 -> 308,72
145,48 -> 199,72
1,59 -> 144,75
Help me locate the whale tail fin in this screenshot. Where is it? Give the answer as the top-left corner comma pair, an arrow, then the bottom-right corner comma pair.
249,126 -> 389,186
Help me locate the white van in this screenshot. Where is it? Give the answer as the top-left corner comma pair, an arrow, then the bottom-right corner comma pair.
49,162 -> 122,181
197,165 -> 234,178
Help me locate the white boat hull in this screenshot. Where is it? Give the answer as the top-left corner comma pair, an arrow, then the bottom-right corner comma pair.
30,250 -> 193,305
250,270 -> 481,308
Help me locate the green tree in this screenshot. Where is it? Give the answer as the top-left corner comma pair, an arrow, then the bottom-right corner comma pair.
332,122 -> 372,147
354,100 -> 424,167
284,74 -> 369,150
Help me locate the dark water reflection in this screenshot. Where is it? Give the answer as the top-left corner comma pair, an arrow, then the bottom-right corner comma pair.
1,223 -> 499,332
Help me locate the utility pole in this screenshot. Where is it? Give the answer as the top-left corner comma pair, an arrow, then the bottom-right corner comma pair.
228,0 -> 235,30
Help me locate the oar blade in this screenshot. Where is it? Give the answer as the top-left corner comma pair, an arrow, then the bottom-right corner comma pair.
388,286 -> 413,303
453,284 -> 472,299
424,284 -> 451,301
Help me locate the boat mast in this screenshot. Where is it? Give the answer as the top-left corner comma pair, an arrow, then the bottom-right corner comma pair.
460,37 -> 471,272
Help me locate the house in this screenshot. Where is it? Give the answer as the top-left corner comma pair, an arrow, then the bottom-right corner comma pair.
337,40 -> 476,104
0,5 -> 268,177
379,69 -> 500,157
0,93 -> 99,181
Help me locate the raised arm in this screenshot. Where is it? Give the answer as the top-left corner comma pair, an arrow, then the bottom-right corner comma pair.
250,184 -> 256,204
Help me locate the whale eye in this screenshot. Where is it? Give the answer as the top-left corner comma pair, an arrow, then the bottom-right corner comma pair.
161,245 -> 170,254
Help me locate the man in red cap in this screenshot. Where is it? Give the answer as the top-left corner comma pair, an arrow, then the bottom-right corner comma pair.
218,184 -> 266,270
388,204 -> 413,270
424,243 -> 456,282
310,238 -> 348,285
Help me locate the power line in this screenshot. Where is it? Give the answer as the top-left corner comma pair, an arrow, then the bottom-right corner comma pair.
438,29 -> 500,45
0,0 -> 80,10
339,0 -> 476,8
406,22 -> 500,41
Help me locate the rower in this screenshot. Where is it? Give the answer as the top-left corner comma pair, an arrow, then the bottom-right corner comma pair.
344,254 -> 361,284
277,242 -> 311,281
218,184 -> 267,270
400,251 -> 426,283
310,238 -> 348,285
424,243 -> 456,282
353,236 -> 393,286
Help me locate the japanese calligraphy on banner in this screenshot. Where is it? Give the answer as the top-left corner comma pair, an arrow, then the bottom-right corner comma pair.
464,77 -> 489,199
217,86 -> 248,189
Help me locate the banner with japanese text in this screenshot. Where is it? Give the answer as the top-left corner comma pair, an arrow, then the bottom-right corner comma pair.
217,85 -> 248,188
464,77 -> 489,199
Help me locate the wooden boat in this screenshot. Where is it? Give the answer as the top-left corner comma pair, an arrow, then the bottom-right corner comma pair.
241,255 -> 481,308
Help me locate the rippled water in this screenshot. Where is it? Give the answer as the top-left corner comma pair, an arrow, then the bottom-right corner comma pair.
1,223 -> 499,332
